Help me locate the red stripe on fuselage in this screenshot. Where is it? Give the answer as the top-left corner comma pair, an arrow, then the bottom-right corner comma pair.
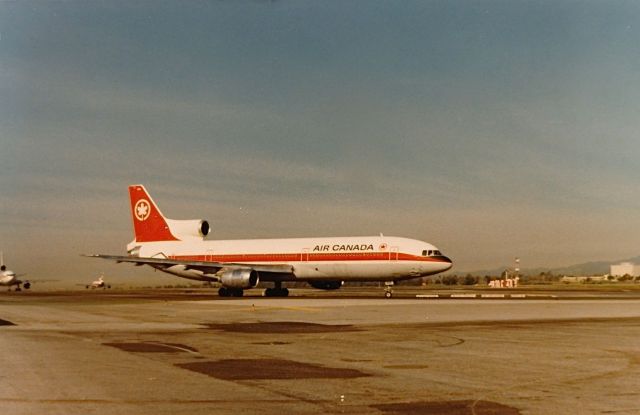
170,252 -> 448,263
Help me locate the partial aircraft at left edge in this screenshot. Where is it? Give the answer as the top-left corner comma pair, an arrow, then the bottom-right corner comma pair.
0,253 -> 30,291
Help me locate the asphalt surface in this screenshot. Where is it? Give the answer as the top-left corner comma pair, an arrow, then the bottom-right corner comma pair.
1,288 -> 639,414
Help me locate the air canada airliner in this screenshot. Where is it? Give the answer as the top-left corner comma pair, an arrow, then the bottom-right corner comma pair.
88,185 -> 452,297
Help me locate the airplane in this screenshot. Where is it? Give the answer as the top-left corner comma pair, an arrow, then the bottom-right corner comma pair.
87,185 -> 452,298
0,252 -> 30,292
86,274 -> 111,289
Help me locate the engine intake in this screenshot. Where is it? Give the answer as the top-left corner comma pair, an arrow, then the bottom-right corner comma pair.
220,269 -> 259,289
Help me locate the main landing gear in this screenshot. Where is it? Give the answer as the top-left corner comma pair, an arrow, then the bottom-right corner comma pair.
263,281 -> 289,297
217,282 -> 290,298
218,287 -> 244,297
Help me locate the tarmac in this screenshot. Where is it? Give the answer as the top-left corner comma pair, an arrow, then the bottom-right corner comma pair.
1,287 -> 640,414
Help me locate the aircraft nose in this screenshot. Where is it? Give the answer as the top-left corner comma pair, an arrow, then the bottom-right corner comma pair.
437,256 -> 453,270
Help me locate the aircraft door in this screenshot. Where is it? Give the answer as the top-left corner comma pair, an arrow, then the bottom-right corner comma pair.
390,246 -> 399,261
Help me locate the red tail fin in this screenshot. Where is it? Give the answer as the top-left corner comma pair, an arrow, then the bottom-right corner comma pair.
128,185 -> 178,242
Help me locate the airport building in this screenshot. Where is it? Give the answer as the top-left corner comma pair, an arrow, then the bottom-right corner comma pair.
610,262 -> 640,277
561,276 -> 609,283
488,277 -> 519,288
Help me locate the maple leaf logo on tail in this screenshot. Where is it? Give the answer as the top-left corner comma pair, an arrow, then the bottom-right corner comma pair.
134,200 -> 151,221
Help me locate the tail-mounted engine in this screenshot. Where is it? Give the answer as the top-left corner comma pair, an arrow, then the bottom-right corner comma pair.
165,219 -> 210,240
220,269 -> 259,289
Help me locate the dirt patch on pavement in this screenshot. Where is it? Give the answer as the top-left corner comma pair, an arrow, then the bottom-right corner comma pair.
383,364 -> 430,369
103,342 -> 198,353
0,318 -> 15,326
400,317 -> 640,331
176,358 -> 370,380
372,400 -> 520,414
251,341 -> 291,345
204,321 -> 360,333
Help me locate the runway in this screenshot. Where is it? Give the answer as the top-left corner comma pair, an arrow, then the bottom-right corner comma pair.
1,290 -> 640,414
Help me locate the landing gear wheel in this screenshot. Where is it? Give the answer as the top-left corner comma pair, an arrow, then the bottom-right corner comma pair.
220,287 -> 244,297
263,287 -> 289,297
384,281 -> 394,299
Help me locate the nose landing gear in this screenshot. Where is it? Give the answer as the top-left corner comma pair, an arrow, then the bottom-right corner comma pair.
384,281 -> 394,298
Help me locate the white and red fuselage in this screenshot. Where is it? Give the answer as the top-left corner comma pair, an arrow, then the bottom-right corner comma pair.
94,185 -> 452,296
131,235 -> 452,283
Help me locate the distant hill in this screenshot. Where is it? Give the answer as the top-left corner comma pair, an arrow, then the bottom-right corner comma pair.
460,256 -> 640,277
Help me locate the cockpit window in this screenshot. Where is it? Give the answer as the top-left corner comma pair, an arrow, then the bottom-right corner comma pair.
422,250 -> 428,256
422,250 -> 442,257
433,250 -> 442,256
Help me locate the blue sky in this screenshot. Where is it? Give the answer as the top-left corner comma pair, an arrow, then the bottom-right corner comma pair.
1,1 -> 640,284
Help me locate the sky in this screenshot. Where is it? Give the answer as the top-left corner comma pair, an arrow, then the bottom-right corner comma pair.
1,1 -> 640,286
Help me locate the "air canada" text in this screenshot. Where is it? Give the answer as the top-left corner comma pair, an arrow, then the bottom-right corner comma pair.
313,244 -> 374,252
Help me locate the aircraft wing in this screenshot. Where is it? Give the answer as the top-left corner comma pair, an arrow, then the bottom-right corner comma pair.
83,254 -> 294,275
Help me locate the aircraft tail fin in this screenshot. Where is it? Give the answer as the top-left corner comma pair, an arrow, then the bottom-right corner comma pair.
128,185 -> 179,242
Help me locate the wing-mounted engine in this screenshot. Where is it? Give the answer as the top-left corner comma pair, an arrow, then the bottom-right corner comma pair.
308,280 -> 343,290
220,269 -> 259,289
165,219 -> 210,241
